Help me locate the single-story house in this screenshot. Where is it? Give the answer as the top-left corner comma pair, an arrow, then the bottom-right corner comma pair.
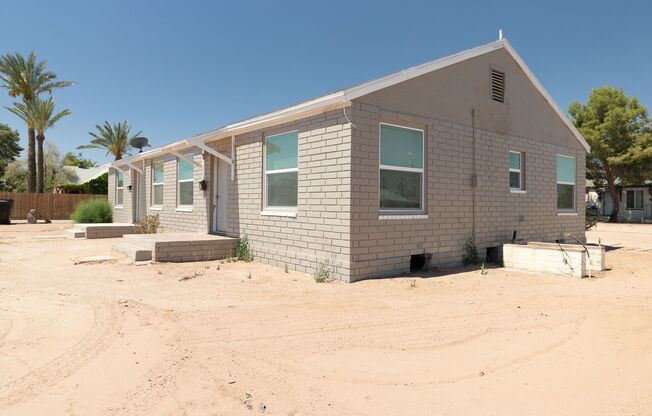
595,184 -> 652,222
108,38 -> 589,282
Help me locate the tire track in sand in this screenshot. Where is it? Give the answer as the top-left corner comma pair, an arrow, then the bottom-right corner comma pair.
0,301 -> 123,409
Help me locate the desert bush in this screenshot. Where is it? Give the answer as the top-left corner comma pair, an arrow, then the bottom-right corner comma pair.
314,260 -> 331,283
137,214 -> 160,234
462,237 -> 482,265
70,199 -> 112,223
236,234 -> 253,262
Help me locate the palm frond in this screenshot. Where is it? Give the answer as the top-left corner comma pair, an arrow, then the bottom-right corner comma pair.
79,121 -> 140,160
0,51 -> 75,102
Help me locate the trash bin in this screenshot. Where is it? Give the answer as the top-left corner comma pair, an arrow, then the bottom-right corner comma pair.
0,199 -> 13,225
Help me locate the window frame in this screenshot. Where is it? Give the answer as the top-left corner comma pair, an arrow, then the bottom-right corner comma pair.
115,169 -> 124,208
626,189 -> 644,210
556,154 -> 576,212
151,160 -> 164,208
378,122 -> 426,213
176,156 -> 194,210
509,150 -> 524,192
263,130 -> 299,213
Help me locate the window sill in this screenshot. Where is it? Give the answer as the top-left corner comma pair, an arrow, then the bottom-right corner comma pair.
379,214 -> 428,220
149,206 -> 163,211
114,206 -> 123,209
557,212 -> 578,216
510,189 -> 526,194
175,207 -> 193,212
260,210 -> 297,218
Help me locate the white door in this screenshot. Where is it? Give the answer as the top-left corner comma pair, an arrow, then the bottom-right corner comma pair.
132,170 -> 141,223
132,169 -> 146,223
213,156 -> 229,233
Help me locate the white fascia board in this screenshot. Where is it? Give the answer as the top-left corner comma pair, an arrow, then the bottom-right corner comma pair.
500,40 -> 591,153
113,38 -> 589,166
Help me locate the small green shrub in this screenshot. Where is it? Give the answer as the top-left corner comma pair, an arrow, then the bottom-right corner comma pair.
137,214 -> 160,234
462,237 -> 482,265
314,260 -> 331,283
70,199 -> 112,223
236,235 -> 253,262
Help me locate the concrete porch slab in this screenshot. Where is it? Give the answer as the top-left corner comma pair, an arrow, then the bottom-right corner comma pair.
118,233 -> 238,262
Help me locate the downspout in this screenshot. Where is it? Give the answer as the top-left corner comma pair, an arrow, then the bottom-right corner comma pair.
471,108 -> 478,241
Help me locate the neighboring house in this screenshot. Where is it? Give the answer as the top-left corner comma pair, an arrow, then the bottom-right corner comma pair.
598,185 -> 652,222
108,38 -> 589,282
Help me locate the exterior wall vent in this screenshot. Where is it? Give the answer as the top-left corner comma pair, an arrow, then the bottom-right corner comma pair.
491,69 -> 505,103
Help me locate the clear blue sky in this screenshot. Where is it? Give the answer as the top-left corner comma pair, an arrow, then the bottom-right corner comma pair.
1,0 -> 650,164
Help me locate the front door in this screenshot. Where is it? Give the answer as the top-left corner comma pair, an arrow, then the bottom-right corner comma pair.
132,169 -> 146,223
212,156 -> 228,233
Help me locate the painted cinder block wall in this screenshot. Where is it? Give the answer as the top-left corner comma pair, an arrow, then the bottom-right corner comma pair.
347,48 -> 586,281
108,167 -> 133,224
223,109 -> 352,280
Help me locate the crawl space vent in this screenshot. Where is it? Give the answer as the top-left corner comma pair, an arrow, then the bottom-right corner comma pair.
491,69 -> 505,103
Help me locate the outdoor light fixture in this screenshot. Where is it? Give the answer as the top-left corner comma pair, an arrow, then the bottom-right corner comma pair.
199,179 -> 208,191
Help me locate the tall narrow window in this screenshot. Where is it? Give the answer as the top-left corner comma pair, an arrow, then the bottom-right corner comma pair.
177,157 -> 194,207
509,151 -> 523,191
152,161 -> 164,206
379,123 -> 424,210
116,170 -> 124,206
556,155 -> 576,211
626,190 -> 644,210
265,131 -> 298,209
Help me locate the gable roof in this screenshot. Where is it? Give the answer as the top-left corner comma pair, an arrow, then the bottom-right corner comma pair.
113,38 -> 588,167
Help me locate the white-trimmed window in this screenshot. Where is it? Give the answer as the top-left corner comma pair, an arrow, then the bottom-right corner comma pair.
509,151 -> 524,191
264,131 -> 298,210
379,123 -> 424,211
177,157 -> 194,207
556,155 -> 576,211
115,170 -> 124,207
626,190 -> 644,210
152,161 -> 164,206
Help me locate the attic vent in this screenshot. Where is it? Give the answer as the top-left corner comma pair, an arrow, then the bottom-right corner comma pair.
491,69 -> 505,103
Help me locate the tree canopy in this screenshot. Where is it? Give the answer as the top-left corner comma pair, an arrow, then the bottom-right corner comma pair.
0,123 -> 22,178
569,86 -> 652,221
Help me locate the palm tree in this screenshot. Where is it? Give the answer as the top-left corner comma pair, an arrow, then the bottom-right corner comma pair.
78,121 -> 141,161
7,97 -> 71,192
0,52 -> 74,192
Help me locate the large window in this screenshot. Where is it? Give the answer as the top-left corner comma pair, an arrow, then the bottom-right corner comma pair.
626,190 -> 644,210
177,157 -> 194,207
556,155 -> 576,211
265,131 -> 298,209
115,170 -> 124,206
509,151 -> 524,191
379,123 -> 424,210
152,161 -> 164,206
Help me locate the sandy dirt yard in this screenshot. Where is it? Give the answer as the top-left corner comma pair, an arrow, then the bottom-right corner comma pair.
1,222 -> 651,415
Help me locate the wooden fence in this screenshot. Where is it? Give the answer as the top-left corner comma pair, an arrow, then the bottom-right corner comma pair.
0,192 -> 107,220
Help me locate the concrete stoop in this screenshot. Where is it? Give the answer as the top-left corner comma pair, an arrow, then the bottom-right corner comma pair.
66,223 -> 138,239
112,232 -> 238,262
111,241 -> 153,261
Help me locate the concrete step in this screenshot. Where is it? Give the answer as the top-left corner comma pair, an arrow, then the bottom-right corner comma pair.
64,228 -> 86,239
112,241 -> 152,261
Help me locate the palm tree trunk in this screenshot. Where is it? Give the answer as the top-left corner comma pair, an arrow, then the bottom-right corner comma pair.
37,134 -> 45,193
27,127 -> 36,193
